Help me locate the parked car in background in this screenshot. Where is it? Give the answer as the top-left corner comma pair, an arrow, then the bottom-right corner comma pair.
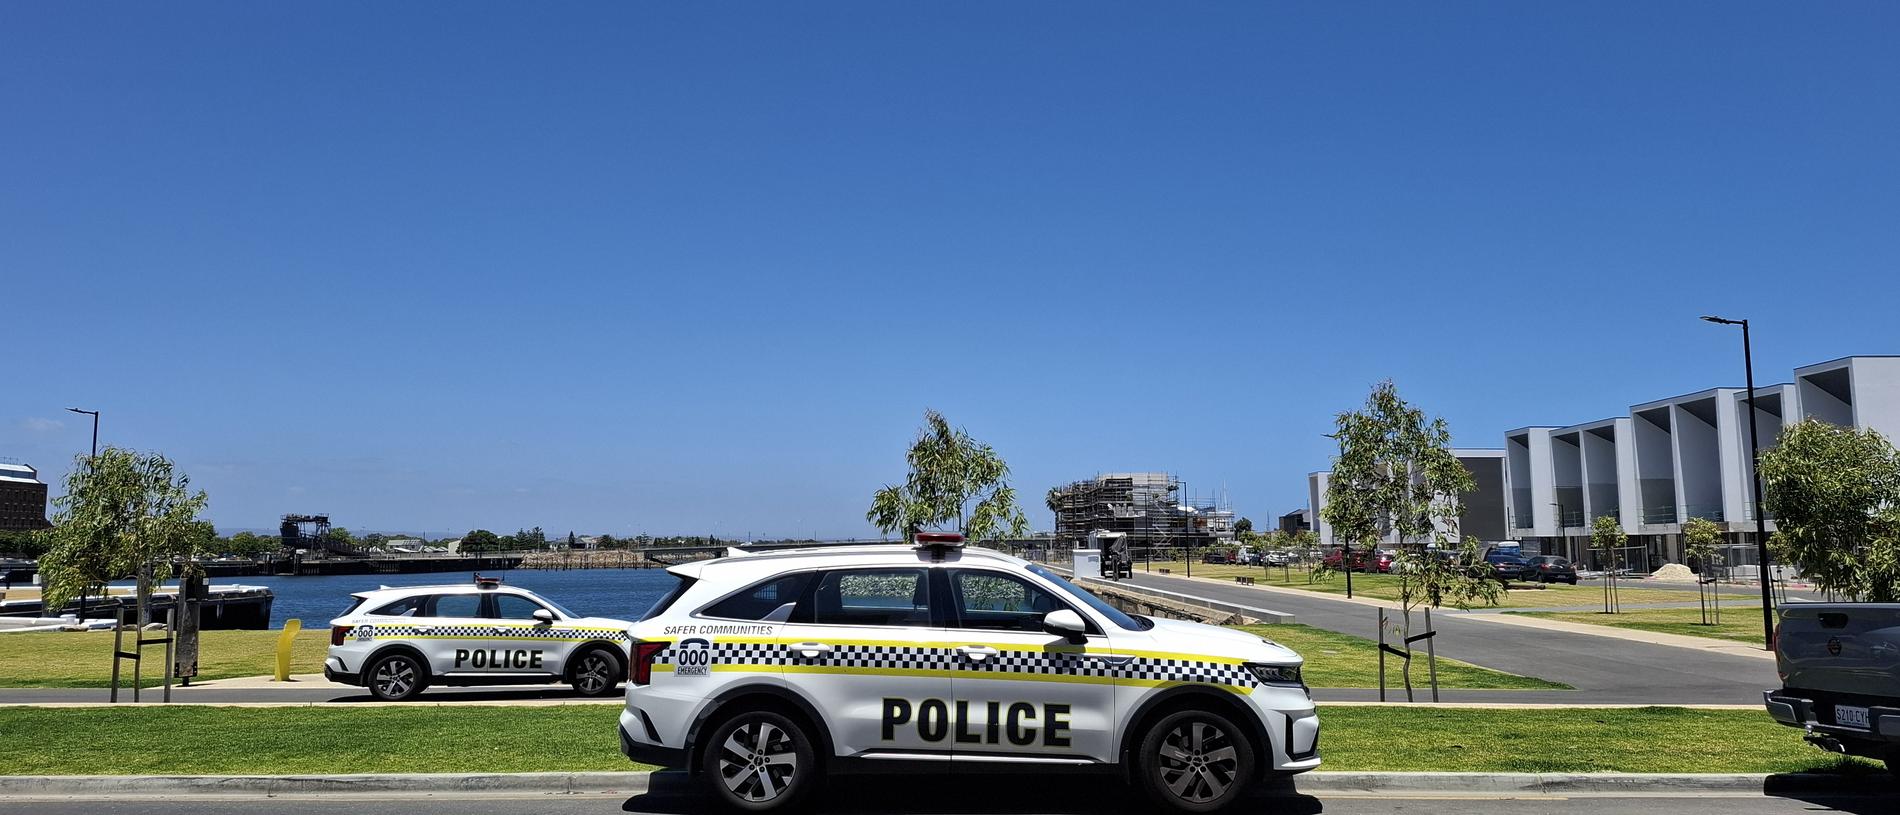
1264,550 -> 1295,567
1321,548 -> 1388,573
1201,549 -> 1238,565
1524,555 -> 1579,584
1484,550 -> 1530,583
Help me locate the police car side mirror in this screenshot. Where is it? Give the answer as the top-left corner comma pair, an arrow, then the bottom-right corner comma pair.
532,609 -> 556,624
1041,609 -> 1088,643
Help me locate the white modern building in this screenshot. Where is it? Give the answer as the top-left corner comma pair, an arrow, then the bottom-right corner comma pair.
1307,449 -> 1509,548
1308,355 -> 1900,571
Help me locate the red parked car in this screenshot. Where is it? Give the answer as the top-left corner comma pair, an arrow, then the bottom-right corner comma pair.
1323,548 -> 1392,573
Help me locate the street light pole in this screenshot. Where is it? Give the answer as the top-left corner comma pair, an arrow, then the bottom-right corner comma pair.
66,407 -> 99,460
64,407 -> 100,625
1700,316 -> 1776,650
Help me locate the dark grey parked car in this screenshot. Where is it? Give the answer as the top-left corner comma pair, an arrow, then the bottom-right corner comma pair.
1524,555 -> 1579,584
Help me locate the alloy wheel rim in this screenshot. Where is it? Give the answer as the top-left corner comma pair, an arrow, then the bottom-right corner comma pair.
1156,719 -> 1239,803
374,659 -> 415,697
577,655 -> 611,693
717,719 -> 799,802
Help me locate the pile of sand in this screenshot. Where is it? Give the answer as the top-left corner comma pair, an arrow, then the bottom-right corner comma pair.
1649,562 -> 1698,583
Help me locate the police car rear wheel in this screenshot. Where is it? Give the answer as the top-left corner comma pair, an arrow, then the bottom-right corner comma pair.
570,649 -> 622,697
367,653 -> 426,701
1138,710 -> 1255,813
702,711 -> 814,812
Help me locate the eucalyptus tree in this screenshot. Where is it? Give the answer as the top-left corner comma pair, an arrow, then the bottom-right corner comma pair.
1591,514 -> 1626,613
1318,381 -> 1495,700
1682,517 -> 1725,624
868,410 -> 1029,546
38,448 -> 210,619
1758,419 -> 1900,602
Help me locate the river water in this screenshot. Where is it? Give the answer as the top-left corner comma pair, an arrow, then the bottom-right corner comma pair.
232,568 -> 681,628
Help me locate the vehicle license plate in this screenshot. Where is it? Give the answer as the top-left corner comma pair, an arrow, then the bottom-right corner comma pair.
1835,705 -> 1870,729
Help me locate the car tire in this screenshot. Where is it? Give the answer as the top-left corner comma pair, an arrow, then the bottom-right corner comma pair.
1137,709 -> 1257,813
701,709 -> 818,813
569,647 -> 623,697
366,652 -> 427,701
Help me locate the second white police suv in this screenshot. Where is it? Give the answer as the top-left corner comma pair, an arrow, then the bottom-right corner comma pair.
325,577 -> 635,701
620,533 -> 1320,813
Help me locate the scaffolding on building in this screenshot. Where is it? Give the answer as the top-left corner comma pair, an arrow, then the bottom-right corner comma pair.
1048,473 -> 1235,557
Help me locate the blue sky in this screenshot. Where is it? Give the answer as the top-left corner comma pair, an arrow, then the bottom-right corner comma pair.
4,3 -> 1897,538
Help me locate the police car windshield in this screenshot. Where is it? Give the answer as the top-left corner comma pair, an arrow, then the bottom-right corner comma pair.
1027,564 -> 1153,631
536,595 -> 580,618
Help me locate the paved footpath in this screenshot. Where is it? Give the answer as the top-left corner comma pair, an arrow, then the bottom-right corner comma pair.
1114,571 -> 1779,705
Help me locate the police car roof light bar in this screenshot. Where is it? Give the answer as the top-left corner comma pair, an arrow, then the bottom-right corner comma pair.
914,531 -> 964,562
474,573 -> 504,589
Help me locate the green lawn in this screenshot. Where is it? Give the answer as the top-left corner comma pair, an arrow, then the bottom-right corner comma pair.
0,630 -> 329,688
1507,606 -> 1767,644
1137,562 -> 1703,609
0,705 -> 1871,775
1236,624 -> 1566,690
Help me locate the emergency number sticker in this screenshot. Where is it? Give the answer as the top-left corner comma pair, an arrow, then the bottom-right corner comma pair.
676,638 -> 713,677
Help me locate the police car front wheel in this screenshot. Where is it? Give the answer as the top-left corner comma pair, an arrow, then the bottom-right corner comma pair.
1137,710 -> 1256,813
366,653 -> 427,701
701,711 -> 816,812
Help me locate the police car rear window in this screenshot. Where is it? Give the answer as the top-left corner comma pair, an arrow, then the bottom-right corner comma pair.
702,572 -> 815,621
639,576 -> 697,621
367,596 -> 425,617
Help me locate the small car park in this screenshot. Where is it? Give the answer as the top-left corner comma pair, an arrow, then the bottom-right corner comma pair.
324,577 -> 635,701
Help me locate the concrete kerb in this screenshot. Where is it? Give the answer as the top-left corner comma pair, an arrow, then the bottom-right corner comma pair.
0,771 -> 1883,799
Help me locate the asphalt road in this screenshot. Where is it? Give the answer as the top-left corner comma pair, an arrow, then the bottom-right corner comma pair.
1119,571 -> 1780,705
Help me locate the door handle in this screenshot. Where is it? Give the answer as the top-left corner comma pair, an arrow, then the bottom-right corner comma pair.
413,625 -> 434,634
1088,654 -> 1135,665
957,645 -> 1001,662
792,642 -> 833,659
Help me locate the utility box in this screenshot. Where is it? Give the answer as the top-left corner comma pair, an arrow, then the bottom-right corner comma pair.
1074,549 -> 1102,580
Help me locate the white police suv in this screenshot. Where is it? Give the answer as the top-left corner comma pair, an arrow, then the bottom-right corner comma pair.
619,534 -> 1319,813
324,576 -> 634,701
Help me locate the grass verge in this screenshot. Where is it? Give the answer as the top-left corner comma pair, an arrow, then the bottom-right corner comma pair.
0,705 -> 1873,775
1506,606 -> 1766,644
1235,625 -> 1567,690
0,630 -> 329,688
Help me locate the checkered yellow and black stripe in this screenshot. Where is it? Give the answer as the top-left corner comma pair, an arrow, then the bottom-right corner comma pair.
652,640 -> 1259,693
351,623 -> 631,643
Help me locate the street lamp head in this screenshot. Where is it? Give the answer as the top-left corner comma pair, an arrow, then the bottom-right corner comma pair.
66,407 -> 96,415
1700,315 -> 1741,326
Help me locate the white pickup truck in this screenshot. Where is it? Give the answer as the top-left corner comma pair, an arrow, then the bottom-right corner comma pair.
1764,602 -> 1900,775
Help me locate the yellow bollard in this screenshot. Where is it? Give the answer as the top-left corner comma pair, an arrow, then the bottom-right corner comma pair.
275,619 -> 302,682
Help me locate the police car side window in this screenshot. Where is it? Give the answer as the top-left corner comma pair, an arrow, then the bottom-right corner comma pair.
799,569 -> 930,628
429,594 -> 482,618
491,595 -> 548,620
702,572 -> 816,621
950,570 -> 1066,633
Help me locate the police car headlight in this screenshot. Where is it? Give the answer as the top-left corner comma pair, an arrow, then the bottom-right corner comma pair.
1245,663 -> 1303,686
